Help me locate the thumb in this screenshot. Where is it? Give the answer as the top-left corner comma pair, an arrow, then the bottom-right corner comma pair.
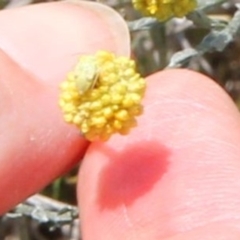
0,1 -> 130,214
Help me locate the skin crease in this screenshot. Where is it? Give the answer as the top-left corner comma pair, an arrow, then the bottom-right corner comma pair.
1,1 -> 240,240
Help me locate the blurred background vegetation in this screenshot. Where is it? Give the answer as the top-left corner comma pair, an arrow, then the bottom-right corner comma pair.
1,0 -> 240,239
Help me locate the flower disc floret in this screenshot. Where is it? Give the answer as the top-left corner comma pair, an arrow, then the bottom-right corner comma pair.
132,0 -> 197,21
59,51 -> 146,141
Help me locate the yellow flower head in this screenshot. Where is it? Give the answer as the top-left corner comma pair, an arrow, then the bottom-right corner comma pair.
59,51 -> 146,141
132,0 -> 197,21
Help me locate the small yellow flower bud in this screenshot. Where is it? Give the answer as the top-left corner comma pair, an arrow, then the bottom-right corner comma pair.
73,115 -> 83,125
64,114 -> 73,123
89,101 -> 102,111
103,107 -> 114,119
115,110 -> 130,121
91,116 -> 107,128
111,94 -> 123,104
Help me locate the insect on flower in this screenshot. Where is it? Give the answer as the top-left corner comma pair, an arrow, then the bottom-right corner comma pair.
74,56 -> 100,94
59,50 -> 146,141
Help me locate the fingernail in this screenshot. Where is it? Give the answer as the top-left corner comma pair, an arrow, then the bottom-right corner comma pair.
64,0 -> 130,56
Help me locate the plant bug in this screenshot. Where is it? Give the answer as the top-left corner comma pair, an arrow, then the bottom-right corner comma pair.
74,56 -> 100,95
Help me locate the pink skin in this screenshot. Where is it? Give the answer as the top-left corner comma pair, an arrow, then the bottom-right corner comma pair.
1,1 -> 240,239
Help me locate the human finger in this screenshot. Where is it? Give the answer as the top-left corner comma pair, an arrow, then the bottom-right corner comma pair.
78,69 -> 240,239
0,1 -> 130,214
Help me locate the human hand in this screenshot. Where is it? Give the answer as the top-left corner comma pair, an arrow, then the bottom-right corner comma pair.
1,1 -> 240,239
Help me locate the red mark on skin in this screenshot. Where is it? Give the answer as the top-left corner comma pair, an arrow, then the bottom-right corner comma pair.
97,142 -> 170,209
